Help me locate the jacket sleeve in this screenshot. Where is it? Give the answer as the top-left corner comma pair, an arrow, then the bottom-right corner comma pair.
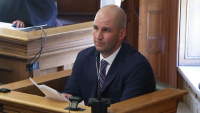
61,52 -> 82,97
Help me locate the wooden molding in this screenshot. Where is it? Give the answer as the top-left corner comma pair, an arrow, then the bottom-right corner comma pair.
0,21 -> 94,60
167,0 -> 180,87
0,22 -> 94,83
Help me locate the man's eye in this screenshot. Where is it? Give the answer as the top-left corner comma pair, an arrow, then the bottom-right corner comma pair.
105,29 -> 110,32
94,27 -> 98,30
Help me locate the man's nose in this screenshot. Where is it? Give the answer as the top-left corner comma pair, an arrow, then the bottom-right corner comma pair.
96,30 -> 103,40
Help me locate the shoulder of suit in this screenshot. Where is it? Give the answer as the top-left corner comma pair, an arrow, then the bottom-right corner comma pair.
122,42 -> 147,61
79,46 -> 96,56
122,41 -> 138,54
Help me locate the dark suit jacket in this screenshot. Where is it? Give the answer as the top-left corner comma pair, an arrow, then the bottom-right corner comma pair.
61,41 -> 155,104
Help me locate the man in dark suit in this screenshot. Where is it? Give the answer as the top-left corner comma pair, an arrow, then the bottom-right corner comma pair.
61,5 -> 155,105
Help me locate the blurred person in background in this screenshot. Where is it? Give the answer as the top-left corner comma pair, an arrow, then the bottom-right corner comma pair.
0,0 -> 58,28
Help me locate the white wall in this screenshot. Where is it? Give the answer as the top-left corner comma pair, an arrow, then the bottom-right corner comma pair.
183,79 -> 200,113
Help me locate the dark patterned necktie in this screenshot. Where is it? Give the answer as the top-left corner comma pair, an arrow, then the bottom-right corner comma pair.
99,59 -> 109,90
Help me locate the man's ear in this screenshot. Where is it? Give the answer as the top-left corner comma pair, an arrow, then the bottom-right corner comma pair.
119,28 -> 126,40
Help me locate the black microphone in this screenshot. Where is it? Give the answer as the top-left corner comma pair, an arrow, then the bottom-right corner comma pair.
96,51 -> 101,100
87,51 -> 110,113
97,79 -> 101,100
65,96 -> 82,110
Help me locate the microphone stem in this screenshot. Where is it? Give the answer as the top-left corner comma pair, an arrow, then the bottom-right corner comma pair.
97,79 -> 101,100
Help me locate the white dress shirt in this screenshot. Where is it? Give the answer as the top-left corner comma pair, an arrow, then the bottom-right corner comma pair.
99,46 -> 121,75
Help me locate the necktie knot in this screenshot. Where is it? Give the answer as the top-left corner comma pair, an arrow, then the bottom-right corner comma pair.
101,59 -> 109,68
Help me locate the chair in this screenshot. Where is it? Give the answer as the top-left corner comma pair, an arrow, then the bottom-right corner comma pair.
156,81 -> 175,91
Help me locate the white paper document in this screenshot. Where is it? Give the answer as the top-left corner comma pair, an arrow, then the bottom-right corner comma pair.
0,22 -> 15,30
29,77 -> 70,102
0,22 -> 47,31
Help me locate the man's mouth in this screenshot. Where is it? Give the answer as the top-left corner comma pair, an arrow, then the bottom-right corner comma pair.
96,42 -> 104,46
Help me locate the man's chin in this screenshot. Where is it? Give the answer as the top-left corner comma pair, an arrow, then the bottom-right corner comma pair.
95,46 -> 104,52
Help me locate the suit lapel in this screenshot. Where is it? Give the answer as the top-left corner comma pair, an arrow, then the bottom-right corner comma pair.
87,51 -> 99,97
101,42 -> 127,92
88,55 -> 98,81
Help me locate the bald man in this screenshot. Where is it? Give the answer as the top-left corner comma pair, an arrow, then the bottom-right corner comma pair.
61,5 -> 155,105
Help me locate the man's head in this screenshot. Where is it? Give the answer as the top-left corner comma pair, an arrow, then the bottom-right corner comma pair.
93,5 -> 127,58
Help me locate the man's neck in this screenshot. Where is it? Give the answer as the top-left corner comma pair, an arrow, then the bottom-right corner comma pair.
100,46 -> 121,63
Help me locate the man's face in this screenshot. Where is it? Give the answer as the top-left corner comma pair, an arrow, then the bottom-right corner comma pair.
93,14 -> 122,57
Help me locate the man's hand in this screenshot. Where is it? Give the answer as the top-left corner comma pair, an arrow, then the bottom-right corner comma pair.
12,20 -> 25,28
61,93 -> 72,100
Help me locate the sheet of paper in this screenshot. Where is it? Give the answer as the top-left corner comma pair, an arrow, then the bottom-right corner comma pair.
13,24 -> 47,31
0,22 -> 15,30
29,77 -> 70,102
0,22 -> 47,31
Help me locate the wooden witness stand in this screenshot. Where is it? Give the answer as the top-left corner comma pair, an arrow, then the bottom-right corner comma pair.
0,69 -> 188,113
0,22 -> 94,84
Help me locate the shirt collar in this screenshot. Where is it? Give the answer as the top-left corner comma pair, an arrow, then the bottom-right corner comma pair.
100,46 -> 121,65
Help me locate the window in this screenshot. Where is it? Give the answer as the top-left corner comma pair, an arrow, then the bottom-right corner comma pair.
179,0 -> 200,66
178,0 -> 200,111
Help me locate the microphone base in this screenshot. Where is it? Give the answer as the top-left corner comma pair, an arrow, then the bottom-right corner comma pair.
87,98 -> 111,113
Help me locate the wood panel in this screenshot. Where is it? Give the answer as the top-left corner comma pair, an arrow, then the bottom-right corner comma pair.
139,0 -> 168,82
4,109 -> 18,113
0,69 -> 71,97
177,71 -> 183,102
139,0 -> 180,86
0,89 -> 185,113
167,0 -> 179,87
121,0 -> 139,49
0,22 -> 94,84
0,55 -> 29,84
57,0 -> 100,15
147,12 -> 162,39
0,70 -> 188,113
148,53 -> 161,79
